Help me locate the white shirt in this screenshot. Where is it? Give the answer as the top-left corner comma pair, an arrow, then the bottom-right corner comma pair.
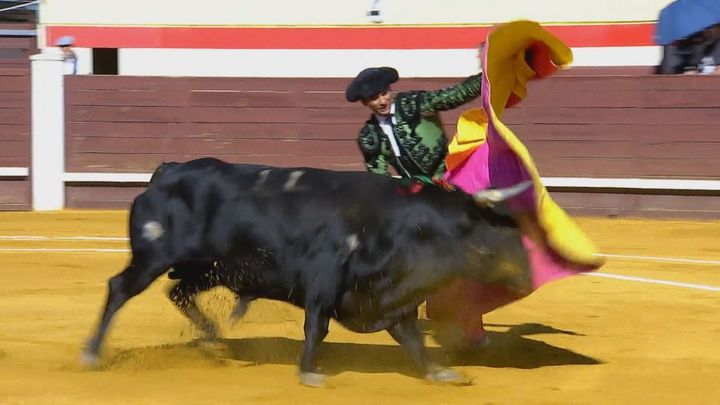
63,56 -> 77,75
374,103 -> 401,157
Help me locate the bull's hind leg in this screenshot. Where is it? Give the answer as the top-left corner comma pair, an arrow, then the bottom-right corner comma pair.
298,305 -> 331,388
82,258 -> 170,365
387,310 -> 472,385
229,296 -> 253,324
296,238 -> 346,387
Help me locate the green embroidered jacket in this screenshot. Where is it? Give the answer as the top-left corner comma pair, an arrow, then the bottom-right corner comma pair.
356,74 -> 482,178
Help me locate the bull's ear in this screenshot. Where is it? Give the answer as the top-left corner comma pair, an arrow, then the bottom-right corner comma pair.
472,180 -> 533,206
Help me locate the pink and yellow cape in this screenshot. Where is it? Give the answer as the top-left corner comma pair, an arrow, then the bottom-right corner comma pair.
426,20 -> 605,343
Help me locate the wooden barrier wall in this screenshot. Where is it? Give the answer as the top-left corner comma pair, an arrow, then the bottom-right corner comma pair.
57,72 -> 720,217
0,23 -> 37,68
0,68 -> 30,209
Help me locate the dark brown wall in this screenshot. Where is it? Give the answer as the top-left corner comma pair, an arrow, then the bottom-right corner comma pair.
64,73 -> 720,217
0,68 -> 30,210
65,76 -> 368,173
0,23 -> 37,68
503,75 -> 720,180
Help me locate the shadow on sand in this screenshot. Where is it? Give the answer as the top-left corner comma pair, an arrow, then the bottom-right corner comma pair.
105,322 -> 601,377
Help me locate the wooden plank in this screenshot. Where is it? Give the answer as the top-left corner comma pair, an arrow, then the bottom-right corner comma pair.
518,89 -> 720,109
0,108 -> 27,125
188,90 -> 351,108
523,140 -> 637,159
504,106 -> 720,126
637,142 -> 720,160
183,77 -> 351,92
0,140 -> 29,157
0,155 -> 30,166
554,66 -> 655,76
553,192 -> 720,219
69,105 -> 187,123
0,180 -> 30,210
636,158 -> 720,178
505,123 -> 720,143
525,139 -> 720,159
68,89 -> 191,108
537,156 -> 720,179
68,88 -> 354,109
67,121 -> 359,140
527,140 -> 720,165
68,105 -> 368,125
68,137 -> 359,156
65,185 -> 145,209
0,22 -> 35,30
67,153 -> 365,172
0,37 -> 34,48
0,62 -> 30,68
0,68 -> 29,77
66,76 -> 353,92
528,75 -> 720,92
0,76 -> 29,92
534,158 -> 641,177
0,91 -> 29,108
0,124 -> 30,140
65,76 -> 192,92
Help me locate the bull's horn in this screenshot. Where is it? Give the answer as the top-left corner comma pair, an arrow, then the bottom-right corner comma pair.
472,180 -> 534,205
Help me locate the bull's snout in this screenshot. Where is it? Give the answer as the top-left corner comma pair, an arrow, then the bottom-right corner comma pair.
488,232 -> 532,296
494,257 -> 532,296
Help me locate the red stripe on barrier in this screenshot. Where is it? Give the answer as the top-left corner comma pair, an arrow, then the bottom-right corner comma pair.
46,23 -> 656,49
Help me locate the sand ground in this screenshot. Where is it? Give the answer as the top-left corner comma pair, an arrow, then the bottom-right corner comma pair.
0,211 -> 718,404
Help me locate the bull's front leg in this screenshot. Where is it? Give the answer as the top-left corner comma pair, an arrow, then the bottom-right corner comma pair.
387,310 -> 473,385
298,305 -> 330,387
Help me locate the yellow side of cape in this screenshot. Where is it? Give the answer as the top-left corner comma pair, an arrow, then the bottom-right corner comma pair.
451,20 -> 604,268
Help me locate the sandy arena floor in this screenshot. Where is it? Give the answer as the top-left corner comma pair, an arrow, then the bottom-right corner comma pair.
0,210 -> 719,404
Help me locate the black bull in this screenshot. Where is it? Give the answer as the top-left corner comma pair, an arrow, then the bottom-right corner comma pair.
83,157 -> 532,386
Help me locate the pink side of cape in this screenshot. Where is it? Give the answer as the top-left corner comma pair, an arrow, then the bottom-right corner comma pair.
439,43 -> 581,315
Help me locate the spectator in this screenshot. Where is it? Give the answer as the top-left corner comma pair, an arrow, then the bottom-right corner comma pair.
657,24 -> 720,74
55,36 -> 77,75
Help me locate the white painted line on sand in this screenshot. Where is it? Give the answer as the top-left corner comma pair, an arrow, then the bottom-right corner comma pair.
596,253 -> 720,266
3,235 -> 720,265
4,237 -> 719,266
0,247 -> 130,253
1,236 -> 719,292
585,272 -> 720,292
0,235 -> 128,241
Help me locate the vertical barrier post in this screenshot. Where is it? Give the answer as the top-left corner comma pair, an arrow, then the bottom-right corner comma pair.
30,51 -> 65,210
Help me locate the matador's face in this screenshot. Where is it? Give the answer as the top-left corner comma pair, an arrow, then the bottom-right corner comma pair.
362,89 -> 393,116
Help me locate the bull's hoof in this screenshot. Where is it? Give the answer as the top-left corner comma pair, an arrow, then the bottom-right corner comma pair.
79,350 -> 100,369
425,367 -> 473,386
196,339 -> 228,357
229,298 -> 251,325
299,371 -> 326,388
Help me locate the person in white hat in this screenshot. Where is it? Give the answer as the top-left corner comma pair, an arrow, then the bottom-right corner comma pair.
55,36 -> 77,75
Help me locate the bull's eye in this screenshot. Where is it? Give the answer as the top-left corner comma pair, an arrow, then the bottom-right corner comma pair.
414,223 -> 437,241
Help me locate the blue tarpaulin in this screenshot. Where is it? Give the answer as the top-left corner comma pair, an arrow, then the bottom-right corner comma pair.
656,0 -> 720,45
